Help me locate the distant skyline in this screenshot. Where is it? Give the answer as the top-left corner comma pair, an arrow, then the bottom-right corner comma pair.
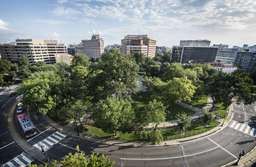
0,0 -> 256,47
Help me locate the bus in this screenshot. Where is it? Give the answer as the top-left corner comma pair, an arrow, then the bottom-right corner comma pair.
16,113 -> 38,138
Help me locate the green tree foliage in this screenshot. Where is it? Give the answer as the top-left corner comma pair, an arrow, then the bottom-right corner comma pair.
91,49 -> 139,99
29,151 -> 113,167
19,71 -> 61,114
176,113 -> 192,133
0,59 -> 17,86
18,56 -> 31,79
94,97 -> 135,134
139,99 -> 166,129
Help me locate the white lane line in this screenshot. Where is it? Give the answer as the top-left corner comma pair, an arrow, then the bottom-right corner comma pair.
0,141 -> 15,150
229,121 -> 236,128
13,157 -> 26,167
238,124 -> 247,132
120,146 -> 219,161
33,143 -> 41,150
244,126 -> 251,134
180,145 -> 190,167
20,153 -> 33,164
207,137 -> 237,159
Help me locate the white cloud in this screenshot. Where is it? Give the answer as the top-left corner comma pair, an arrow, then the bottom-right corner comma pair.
0,19 -> 9,30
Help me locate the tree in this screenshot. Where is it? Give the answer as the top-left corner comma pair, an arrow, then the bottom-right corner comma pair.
19,71 -> 61,114
139,99 -> 166,129
0,59 -> 17,86
91,49 -> 139,100
29,151 -> 114,167
163,77 -> 196,104
176,113 -> 192,134
18,55 -> 31,79
162,63 -> 186,81
94,97 -> 135,134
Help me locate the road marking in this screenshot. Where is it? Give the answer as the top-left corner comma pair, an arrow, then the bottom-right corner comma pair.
43,138 -> 54,146
244,126 -> 251,134
52,133 -> 64,141
55,131 -> 66,138
48,136 -> 58,143
229,121 -> 236,128
27,127 -> 52,142
120,146 -> 219,161
6,161 -> 15,167
207,137 -> 237,159
250,129 -> 255,136
234,123 -> 241,130
238,124 -> 247,132
180,145 -> 190,167
2,152 -> 33,167
20,153 -> 32,164
0,141 -> 15,150
13,157 -> 26,166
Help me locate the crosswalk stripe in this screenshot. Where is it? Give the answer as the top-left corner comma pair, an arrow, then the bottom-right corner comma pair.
250,129 -> 255,136
234,123 -> 241,130
33,143 -> 41,150
55,131 -> 66,138
43,138 -> 54,146
52,133 -> 64,141
13,157 -> 26,166
6,162 -> 15,167
238,124 -> 247,132
20,153 -> 32,164
48,136 -> 58,144
244,126 -> 251,134
229,121 -> 236,128
39,141 -> 50,151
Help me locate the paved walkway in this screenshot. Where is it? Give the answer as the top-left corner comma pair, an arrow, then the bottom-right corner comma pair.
4,97 -> 46,163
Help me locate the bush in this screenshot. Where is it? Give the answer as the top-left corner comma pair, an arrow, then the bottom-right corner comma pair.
149,130 -> 163,144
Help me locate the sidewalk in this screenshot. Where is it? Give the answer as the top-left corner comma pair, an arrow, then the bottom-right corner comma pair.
228,146 -> 256,167
4,97 -> 46,163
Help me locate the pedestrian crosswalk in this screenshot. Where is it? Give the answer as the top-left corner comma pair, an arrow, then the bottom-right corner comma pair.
2,152 -> 33,167
33,131 -> 66,152
229,120 -> 256,137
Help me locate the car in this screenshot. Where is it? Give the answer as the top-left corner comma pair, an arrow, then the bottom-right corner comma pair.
16,108 -> 23,114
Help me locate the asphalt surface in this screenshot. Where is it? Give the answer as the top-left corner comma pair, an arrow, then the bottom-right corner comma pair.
0,87 -> 256,167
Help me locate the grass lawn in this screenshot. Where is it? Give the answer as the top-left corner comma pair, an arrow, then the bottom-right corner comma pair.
214,103 -> 228,119
83,125 -> 113,138
189,95 -> 209,107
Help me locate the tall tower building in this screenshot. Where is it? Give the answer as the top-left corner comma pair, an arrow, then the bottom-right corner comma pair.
121,35 -> 156,58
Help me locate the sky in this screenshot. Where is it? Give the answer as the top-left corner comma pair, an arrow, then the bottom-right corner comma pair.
0,0 -> 256,47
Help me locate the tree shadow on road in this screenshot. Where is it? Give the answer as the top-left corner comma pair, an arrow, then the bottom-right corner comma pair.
236,139 -> 254,145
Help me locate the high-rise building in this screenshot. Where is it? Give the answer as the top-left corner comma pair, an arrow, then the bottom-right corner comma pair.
76,34 -> 104,59
0,39 -> 67,64
235,51 -> 256,71
121,35 -> 156,58
213,44 -> 238,65
180,40 -> 210,47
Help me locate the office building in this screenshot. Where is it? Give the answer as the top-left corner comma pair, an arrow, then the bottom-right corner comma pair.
235,51 -> 256,71
171,46 -> 217,64
0,39 -> 67,64
213,44 -> 238,65
76,34 -> 104,59
121,35 -> 156,58
180,40 -> 210,47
